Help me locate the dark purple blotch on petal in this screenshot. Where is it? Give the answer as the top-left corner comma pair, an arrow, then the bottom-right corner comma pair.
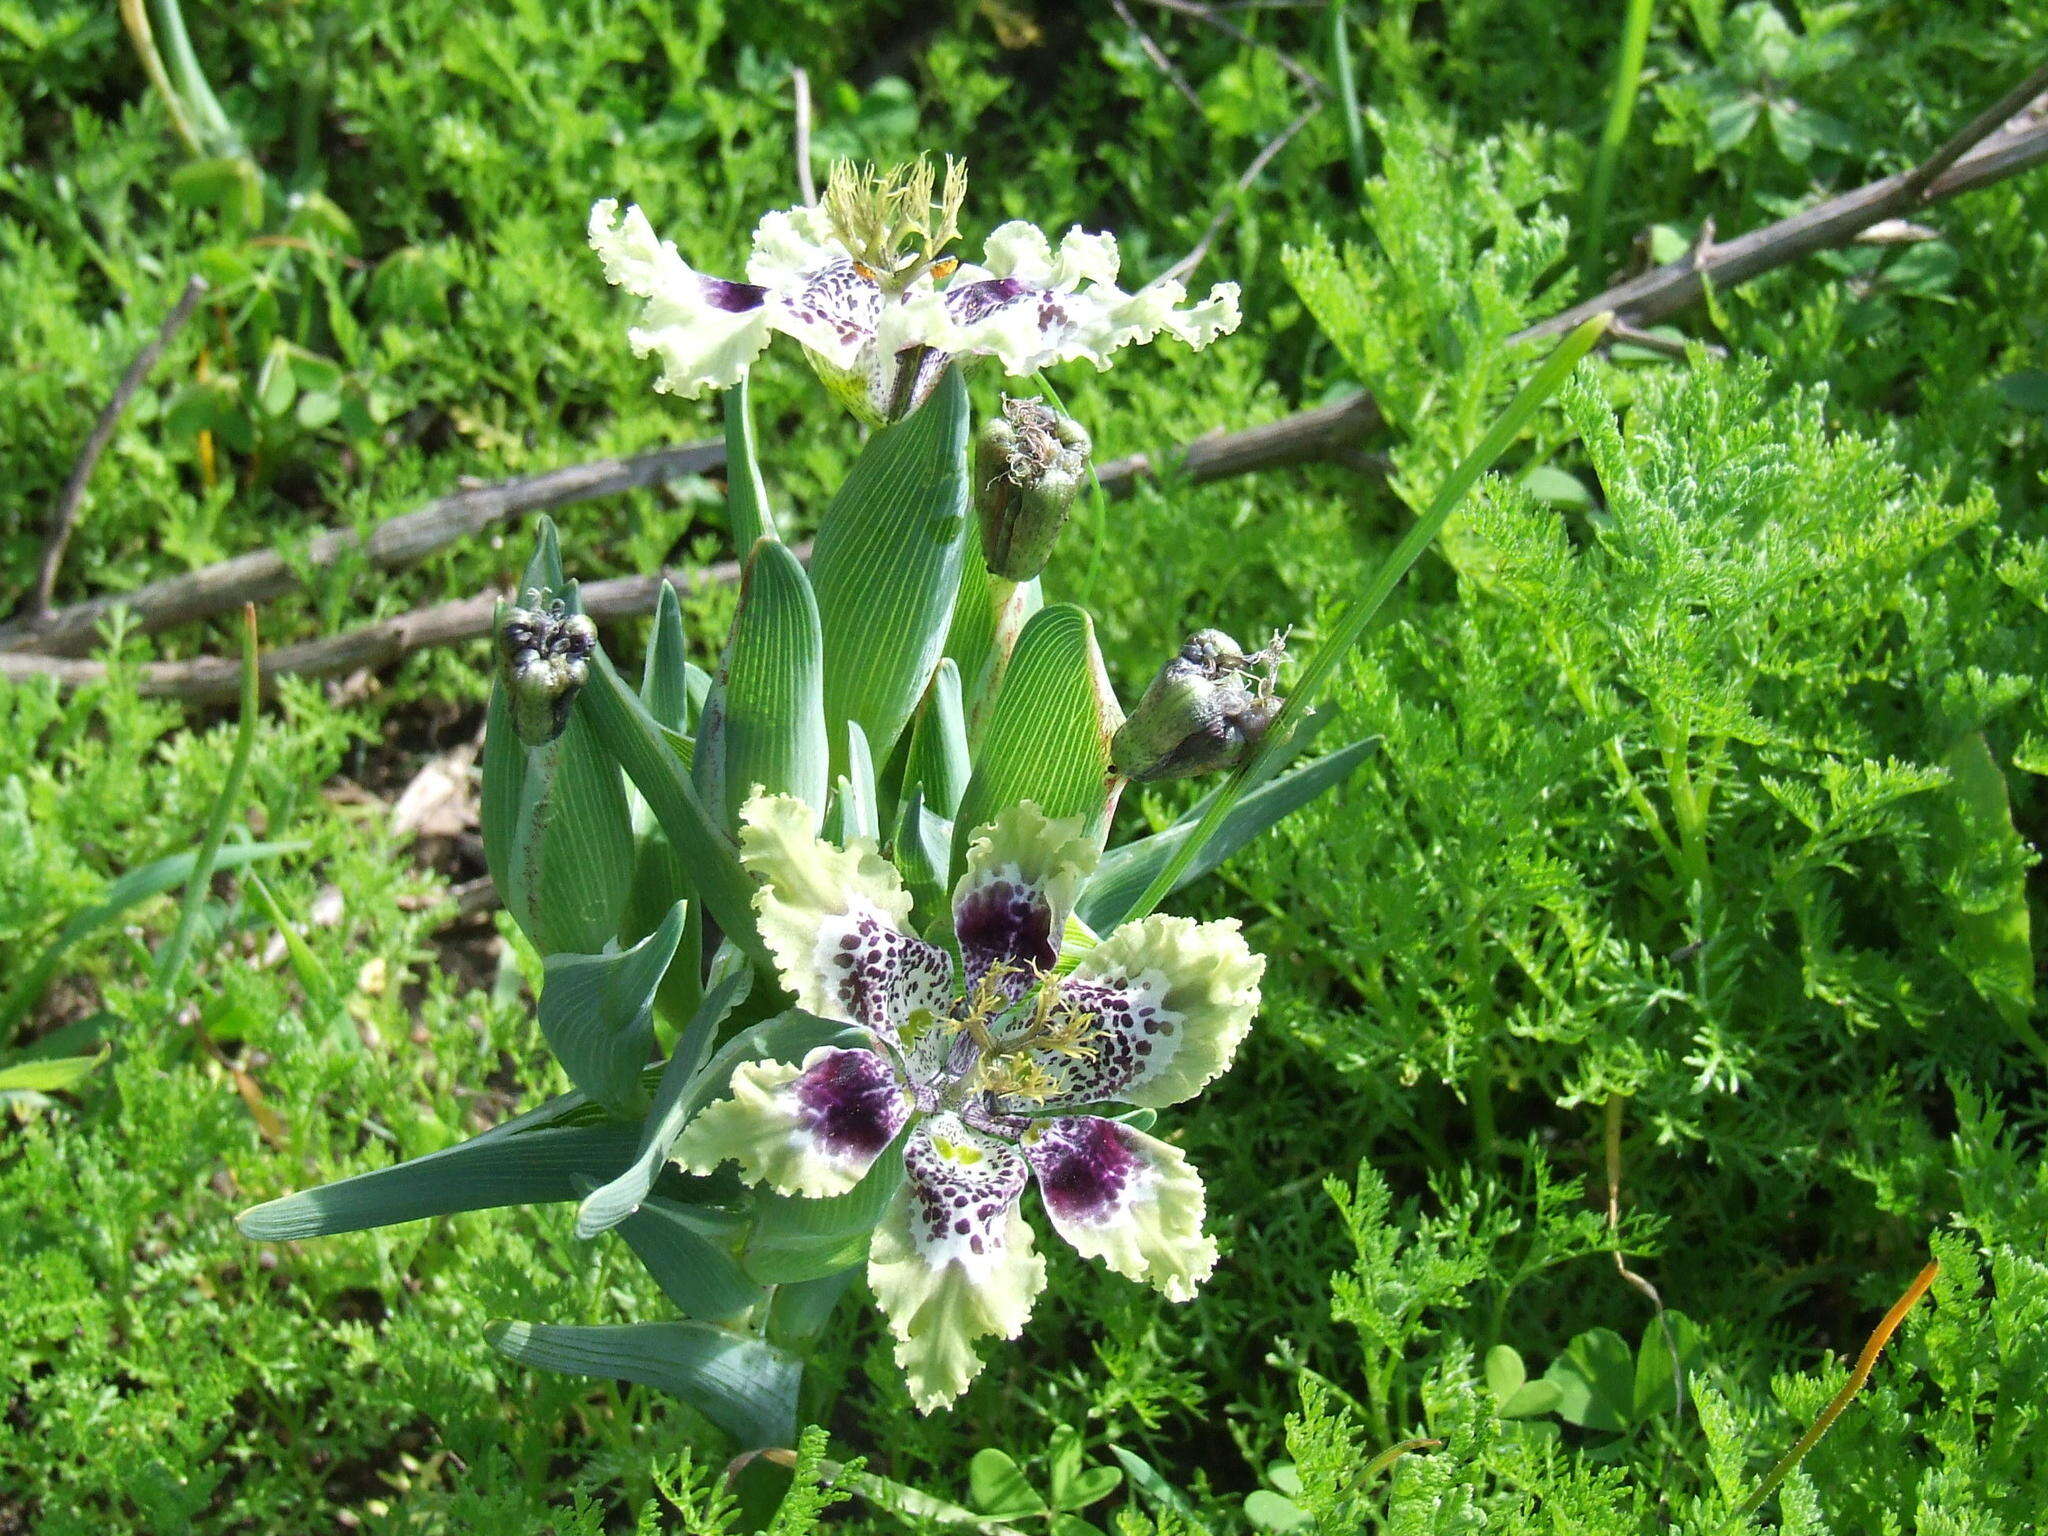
954,876 -> 1057,996
700,276 -> 770,314
1026,1116 -> 1143,1221
794,1048 -> 909,1159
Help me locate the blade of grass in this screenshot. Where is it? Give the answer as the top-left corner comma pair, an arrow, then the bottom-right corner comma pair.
1122,313 -> 1612,924
154,602 -> 262,1002
1327,0 -> 1370,191
1713,1256 -> 1941,1533
1579,0 -> 1655,290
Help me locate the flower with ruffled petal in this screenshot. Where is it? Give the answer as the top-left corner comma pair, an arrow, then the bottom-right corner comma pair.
590,158 -> 1242,425
675,793 -> 1264,1411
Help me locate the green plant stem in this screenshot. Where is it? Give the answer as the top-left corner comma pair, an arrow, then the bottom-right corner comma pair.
155,604 -> 261,1002
1327,0 -> 1370,191
1656,715 -> 1713,889
148,0 -> 242,156
1124,312 -> 1613,923
1579,0 -> 1654,290
1714,1257 -> 1940,1534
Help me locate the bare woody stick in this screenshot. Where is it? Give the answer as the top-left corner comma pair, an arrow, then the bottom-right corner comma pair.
29,274 -> 209,624
2,396 -> 1379,664
0,397 -> 1385,702
1523,81 -> 2048,343
0,439 -> 726,658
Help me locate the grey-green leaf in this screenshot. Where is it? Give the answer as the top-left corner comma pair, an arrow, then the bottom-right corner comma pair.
743,1132 -> 906,1283
952,603 -> 1122,873
579,651 -> 766,970
486,1320 -> 798,1448
723,375 -> 778,548
539,901 -> 687,1118
701,538 -> 827,830
609,1193 -> 765,1322
905,657 -> 971,822
810,365 -> 971,774
237,1122 -> 641,1241
1077,736 -> 1381,932
575,966 -> 754,1238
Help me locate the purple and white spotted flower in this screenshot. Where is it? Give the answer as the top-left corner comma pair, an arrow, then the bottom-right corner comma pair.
588,158 -> 1241,425
676,792 -> 1264,1411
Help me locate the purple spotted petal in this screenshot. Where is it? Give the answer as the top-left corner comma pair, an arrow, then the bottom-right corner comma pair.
818,911 -> 956,1049
702,275 -> 770,313
944,276 -> 1030,325
781,257 -> 883,357
1018,977 -> 1173,1109
1022,1114 -> 1216,1301
902,1114 -> 1030,1262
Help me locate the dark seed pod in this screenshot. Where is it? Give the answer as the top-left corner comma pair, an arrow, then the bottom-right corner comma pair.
499,599 -> 597,747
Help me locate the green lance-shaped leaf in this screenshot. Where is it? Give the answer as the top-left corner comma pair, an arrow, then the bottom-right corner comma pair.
613,1195 -> 765,1321
952,603 -> 1123,874
723,374 -> 779,548
904,657 -> 971,822
579,650 -> 767,971
1077,735 -> 1382,932
639,580 -> 699,733
891,787 -> 952,922
622,582 -> 707,1025
697,539 -> 827,832
1119,313 -> 1612,925
576,966 -> 755,1238
743,1130 -> 908,1283
0,840 -> 301,1034
482,526 -> 633,955
539,901 -> 688,1118
486,1320 -> 799,1449
0,1052 -> 105,1094
237,1121 -> 642,1241
810,365 -> 972,774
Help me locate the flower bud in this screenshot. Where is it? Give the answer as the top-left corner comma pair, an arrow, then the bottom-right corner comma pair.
975,396 -> 1091,581
1111,628 -> 1288,782
498,596 -> 597,747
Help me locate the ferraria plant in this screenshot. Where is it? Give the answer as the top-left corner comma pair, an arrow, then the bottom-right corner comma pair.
237,156 -> 1602,1444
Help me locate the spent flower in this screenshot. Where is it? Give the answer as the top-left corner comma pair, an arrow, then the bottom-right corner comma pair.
590,156 -> 1241,424
975,395 -> 1091,581
1111,628 -> 1288,781
676,794 -> 1264,1411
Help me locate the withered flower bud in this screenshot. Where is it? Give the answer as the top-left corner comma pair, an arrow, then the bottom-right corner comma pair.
974,395 -> 1091,581
1111,627 -> 1288,782
499,593 -> 597,747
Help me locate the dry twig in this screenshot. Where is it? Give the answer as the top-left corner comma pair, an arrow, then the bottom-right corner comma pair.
1161,101 -> 1322,284
1110,0 -> 1205,110
0,396 -> 1381,700
6,67 -> 2044,700
0,439 -> 726,658
1137,0 -> 1327,99
1525,83 -> 2048,344
28,274 -> 209,624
